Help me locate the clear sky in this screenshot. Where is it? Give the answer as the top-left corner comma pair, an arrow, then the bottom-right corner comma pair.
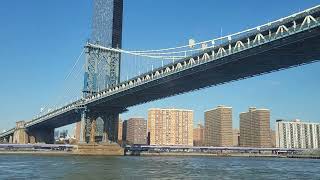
0,0 -> 320,133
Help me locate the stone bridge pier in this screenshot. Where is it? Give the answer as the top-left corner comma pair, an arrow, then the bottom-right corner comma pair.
12,121 -> 29,144
11,121 -> 54,144
74,108 -> 125,155
79,108 -> 125,144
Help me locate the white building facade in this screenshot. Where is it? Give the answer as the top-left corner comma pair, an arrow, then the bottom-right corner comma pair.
276,119 -> 320,149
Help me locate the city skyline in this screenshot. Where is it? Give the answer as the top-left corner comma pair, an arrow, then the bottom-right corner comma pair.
0,0 -> 320,133
14,106 -> 320,149
60,105 -> 319,139
119,107 -> 320,149
21,101 -> 318,137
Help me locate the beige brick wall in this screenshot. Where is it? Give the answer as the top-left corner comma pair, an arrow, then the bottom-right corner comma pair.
148,108 -> 193,146
240,108 -> 271,147
205,106 -> 233,147
127,118 -> 147,145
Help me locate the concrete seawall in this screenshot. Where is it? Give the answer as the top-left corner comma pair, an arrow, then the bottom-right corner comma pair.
73,143 -> 124,155
0,143 -> 124,156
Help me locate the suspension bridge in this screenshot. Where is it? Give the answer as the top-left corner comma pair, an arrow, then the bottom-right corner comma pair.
1,1 -> 320,145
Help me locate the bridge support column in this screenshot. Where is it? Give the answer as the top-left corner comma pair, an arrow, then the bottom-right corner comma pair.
12,121 -> 29,144
102,112 -> 119,143
78,107 -> 124,144
79,109 -> 87,143
90,119 -> 97,143
9,136 -> 13,143
29,136 -> 36,144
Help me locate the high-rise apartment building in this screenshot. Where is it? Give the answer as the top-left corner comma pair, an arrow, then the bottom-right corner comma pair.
205,105 -> 233,147
193,123 -> 205,146
126,118 -> 147,145
240,107 -> 271,147
148,108 -> 193,146
276,119 -> 320,149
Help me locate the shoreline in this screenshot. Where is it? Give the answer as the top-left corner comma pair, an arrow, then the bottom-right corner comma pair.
1,150 -> 319,159
0,150 -> 73,156
139,152 -> 281,157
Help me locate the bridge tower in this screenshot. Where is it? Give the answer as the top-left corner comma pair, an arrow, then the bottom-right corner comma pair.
83,0 -> 123,96
80,0 -> 123,143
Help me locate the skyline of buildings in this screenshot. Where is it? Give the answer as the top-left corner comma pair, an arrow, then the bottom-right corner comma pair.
118,106 -> 273,148
71,106 -> 320,149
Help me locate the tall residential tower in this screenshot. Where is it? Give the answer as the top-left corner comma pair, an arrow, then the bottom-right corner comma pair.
240,107 -> 271,147
148,108 -> 193,146
126,118 -> 147,145
276,119 -> 320,149
204,105 -> 233,147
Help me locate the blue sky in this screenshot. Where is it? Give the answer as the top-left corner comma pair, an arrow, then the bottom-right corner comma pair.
0,0 -> 320,133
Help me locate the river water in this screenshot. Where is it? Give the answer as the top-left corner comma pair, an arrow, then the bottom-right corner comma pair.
0,154 -> 319,179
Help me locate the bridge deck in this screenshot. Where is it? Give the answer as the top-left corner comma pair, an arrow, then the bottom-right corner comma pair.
88,25 -> 320,110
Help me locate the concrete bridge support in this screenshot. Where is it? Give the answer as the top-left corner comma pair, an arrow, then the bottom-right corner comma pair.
79,108 -> 122,144
12,121 -> 28,144
89,118 -> 97,143
75,108 -> 124,155
103,112 -> 119,143
9,136 -> 13,143
10,121 -> 54,144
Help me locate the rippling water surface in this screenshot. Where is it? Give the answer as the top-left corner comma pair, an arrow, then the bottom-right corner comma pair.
0,154 -> 319,179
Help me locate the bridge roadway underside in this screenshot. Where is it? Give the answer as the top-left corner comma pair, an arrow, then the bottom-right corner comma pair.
23,110 -> 81,143
0,109 -> 82,143
88,26 -> 320,110
27,109 -> 81,130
